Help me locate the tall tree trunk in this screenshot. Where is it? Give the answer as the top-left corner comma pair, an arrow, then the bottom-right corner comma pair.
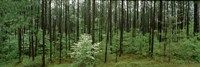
29,21 -> 31,58
141,1 -> 146,34
49,0 -> 52,63
114,1 -> 117,34
119,0 -> 124,57
158,1 -> 162,42
194,1 -> 199,35
109,0 -> 112,52
77,0 -> 79,41
104,0 -> 112,63
35,0 -> 40,57
132,1 -> 136,37
149,1 -> 155,58
92,0 -> 95,44
126,1 -> 129,32
65,0 -> 68,52
41,0 -> 46,66
32,6 -> 35,62
99,0 -> 103,42
59,0 -> 63,64
163,1 -> 166,60
104,11 -> 109,63
84,0 -> 87,33
18,28 -> 22,63
178,1 -> 183,29
186,1 -> 190,37
67,1 -> 71,51
88,0 -> 91,34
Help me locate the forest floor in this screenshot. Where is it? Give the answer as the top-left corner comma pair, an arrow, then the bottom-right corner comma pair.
1,54 -> 200,67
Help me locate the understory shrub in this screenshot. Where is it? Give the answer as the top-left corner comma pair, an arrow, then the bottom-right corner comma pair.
70,34 -> 101,67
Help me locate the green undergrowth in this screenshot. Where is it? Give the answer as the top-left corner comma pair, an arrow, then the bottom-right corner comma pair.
2,54 -> 200,67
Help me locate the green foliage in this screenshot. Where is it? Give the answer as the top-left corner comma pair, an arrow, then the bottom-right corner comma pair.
70,34 -> 101,67
0,33 -> 18,63
111,29 -> 149,56
20,56 -> 41,67
131,31 -> 149,56
171,35 -> 200,62
110,27 -> 200,62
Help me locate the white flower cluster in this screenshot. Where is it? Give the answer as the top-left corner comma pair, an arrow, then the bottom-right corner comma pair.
70,34 -> 101,61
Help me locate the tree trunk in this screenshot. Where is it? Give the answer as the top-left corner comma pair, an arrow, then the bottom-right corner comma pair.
59,0 -> 63,64
178,1 -> 183,29
41,0 -> 46,66
194,1 -> 199,35
149,1 -> 155,58
158,1 -> 162,42
99,0 -> 103,42
48,0 -> 52,63
186,1 -> 190,37
88,0 -> 91,34
109,0 -> 112,52
65,0 -> 68,52
77,0 -> 79,41
126,1 -> 129,32
92,0 -> 95,44
119,0 -> 124,57
18,28 -> 22,63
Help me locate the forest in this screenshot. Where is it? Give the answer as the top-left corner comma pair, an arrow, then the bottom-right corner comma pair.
1,0 -> 200,67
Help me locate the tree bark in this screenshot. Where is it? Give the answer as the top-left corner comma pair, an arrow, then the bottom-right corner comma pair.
119,0 -> 124,57
186,1 -> 190,37
18,28 -> 22,63
158,1 -> 162,42
92,0 -> 95,44
88,0 -> 91,34
77,0 -> 79,41
194,1 -> 199,35
48,0 -> 52,63
109,0 -> 112,52
41,0 -> 46,66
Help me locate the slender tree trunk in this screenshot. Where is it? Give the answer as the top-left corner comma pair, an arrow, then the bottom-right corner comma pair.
99,0 -> 103,42
29,22 -> 31,58
59,0 -> 63,64
163,1 -> 166,60
136,1 -> 139,29
158,1 -> 162,42
141,1 -> 146,34
109,0 -> 112,52
67,1 -> 71,51
119,0 -> 124,57
49,0 -> 52,63
126,1 -> 129,32
18,28 -> 22,63
65,0 -> 68,52
104,12 -> 109,63
171,1 -> 175,42
35,0 -> 40,57
149,1 -> 155,58
104,0 -> 112,63
114,1 -> 117,34
194,1 -> 199,35
84,0 -> 87,33
88,0 -> 91,34
41,0 -> 46,66
77,0 -> 79,41
31,3 -> 35,61
132,1 -> 136,37
92,0 -> 95,44
186,1 -> 190,37
178,1 -> 183,29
